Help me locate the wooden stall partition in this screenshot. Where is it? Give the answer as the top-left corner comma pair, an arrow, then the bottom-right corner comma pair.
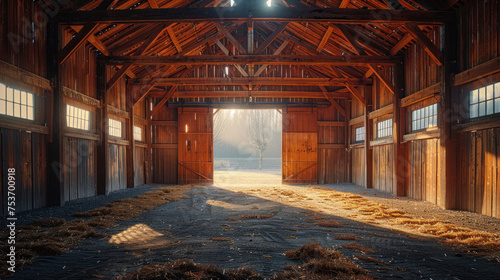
457,128 -> 500,218
372,144 -> 395,194
151,106 -> 178,184
62,137 -> 97,201
408,139 -> 439,203
351,147 -> 365,187
318,104 -> 346,184
282,107 -> 318,184
178,107 -> 213,184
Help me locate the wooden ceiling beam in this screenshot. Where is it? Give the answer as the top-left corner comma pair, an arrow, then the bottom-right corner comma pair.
255,22 -> 289,54
319,85 -> 346,116
214,22 -> 247,54
317,26 -> 334,53
58,0 -> 117,64
214,39 -> 249,77
57,7 -> 453,25
167,26 -> 183,53
104,54 -> 399,66
169,90 -> 349,99
344,82 -> 366,106
107,24 -> 166,91
369,64 -> 396,94
404,23 -> 443,66
132,77 -> 372,86
148,0 -> 160,8
339,0 -> 351,8
254,39 -> 290,76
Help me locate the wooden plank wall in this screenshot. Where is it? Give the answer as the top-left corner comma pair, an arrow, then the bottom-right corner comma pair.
457,128 -> 499,217
62,137 -> 97,202
408,139 -> 439,203
152,106 -> 178,184
371,67 -> 396,194
178,107 -> 213,184
0,0 -> 49,214
282,107 -> 318,184
108,144 -> 127,192
351,147 -> 365,187
1,129 -> 48,213
454,0 -> 500,217
318,104 -> 346,183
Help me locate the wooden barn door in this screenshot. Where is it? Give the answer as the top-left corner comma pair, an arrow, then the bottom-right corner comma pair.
178,108 -> 213,184
282,108 -> 318,184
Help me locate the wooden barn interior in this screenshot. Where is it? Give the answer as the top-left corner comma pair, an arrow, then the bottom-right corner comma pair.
1,0 -> 499,222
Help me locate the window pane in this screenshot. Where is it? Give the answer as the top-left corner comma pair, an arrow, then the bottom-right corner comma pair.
0,100 -> 5,114
13,103 -> 20,117
7,88 -> 13,101
487,100 -> 494,115
496,83 -> 500,98
0,84 -> 5,99
479,87 -> 486,102
27,107 -> 33,120
479,102 -> 486,116
21,105 -> 26,118
27,93 -> 33,106
470,90 -> 478,104
13,89 -> 20,103
21,91 -> 26,104
495,99 -> 500,113
487,85 -> 494,100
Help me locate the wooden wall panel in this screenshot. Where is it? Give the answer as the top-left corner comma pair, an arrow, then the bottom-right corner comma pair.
458,128 -> 499,218
372,144 -> 395,195
108,144 -> 127,193
351,147 -> 365,187
62,137 -> 97,202
318,148 -> 346,184
457,0 -> 500,72
1,128 -> 47,213
134,147 -> 145,186
283,108 -> 318,184
152,106 -> 178,184
318,105 -> 346,183
106,66 -> 127,110
408,139 -> 439,204
60,29 -> 97,99
0,0 -> 47,77
404,27 -> 441,96
178,108 -> 213,184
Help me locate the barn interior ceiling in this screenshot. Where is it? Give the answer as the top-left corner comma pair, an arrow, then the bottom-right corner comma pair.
56,0 -> 460,107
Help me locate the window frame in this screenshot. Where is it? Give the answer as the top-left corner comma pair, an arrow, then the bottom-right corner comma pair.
355,126 -> 365,142
108,118 -> 123,138
376,119 -> 393,139
133,125 -> 143,142
469,81 -> 500,119
0,82 -> 35,122
66,104 -> 91,131
411,103 -> 438,132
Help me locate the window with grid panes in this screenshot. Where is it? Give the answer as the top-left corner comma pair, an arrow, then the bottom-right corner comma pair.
0,82 -> 34,121
411,103 -> 437,132
109,118 -> 122,138
377,119 -> 393,138
66,104 -> 90,131
355,126 -> 365,142
133,126 -> 142,141
470,82 -> 500,118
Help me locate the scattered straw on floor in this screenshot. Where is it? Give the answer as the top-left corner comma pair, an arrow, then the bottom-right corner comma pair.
272,243 -> 374,280
116,259 -> 263,280
209,237 -> 234,242
315,221 -> 343,228
239,214 -> 274,219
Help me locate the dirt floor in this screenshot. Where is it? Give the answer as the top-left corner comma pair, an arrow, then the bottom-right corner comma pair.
5,170 -> 500,279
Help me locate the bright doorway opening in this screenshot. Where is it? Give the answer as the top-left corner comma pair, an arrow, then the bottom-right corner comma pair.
213,109 -> 282,186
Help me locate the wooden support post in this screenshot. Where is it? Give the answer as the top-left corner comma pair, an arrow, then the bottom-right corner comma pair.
96,63 -> 109,195
47,22 -> 63,206
126,88 -> 135,188
345,100 -> 351,183
437,21 -> 458,209
145,97 -> 152,184
364,86 -> 373,188
393,62 -> 407,196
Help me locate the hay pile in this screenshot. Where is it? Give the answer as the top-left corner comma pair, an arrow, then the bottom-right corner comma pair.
0,219 -> 106,278
116,259 -> 264,280
74,185 -> 196,228
271,243 -> 374,280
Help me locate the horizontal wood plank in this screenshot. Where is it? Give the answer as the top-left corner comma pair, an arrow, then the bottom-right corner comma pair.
368,104 -> 393,119
453,57 -> 500,86
402,128 -> 440,142
401,83 -> 441,107
0,60 -> 51,91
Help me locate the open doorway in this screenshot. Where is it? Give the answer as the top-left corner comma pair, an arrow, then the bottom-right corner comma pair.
213,109 -> 282,186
